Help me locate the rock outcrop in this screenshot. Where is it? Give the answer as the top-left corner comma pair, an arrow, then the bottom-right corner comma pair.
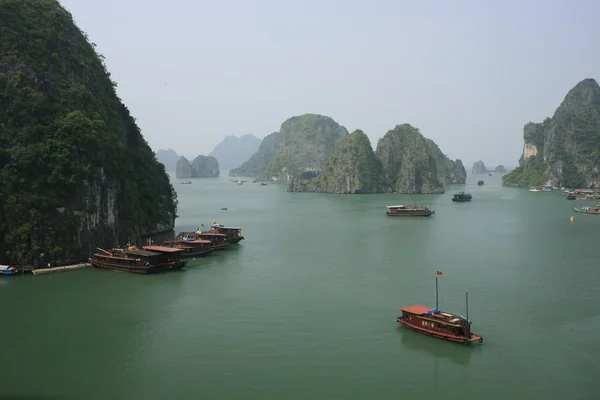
0,0 -> 177,264
503,78 -> 600,187
231,114 -> 348,179
288,130 -> 387,193
376,124 -> 464,194
471,161 -> 488,174
493,165 -> 508,173
229,132 -> 281,177
176,155 -> 219,178
208,134 -> 261,171
156,148 -> 179,172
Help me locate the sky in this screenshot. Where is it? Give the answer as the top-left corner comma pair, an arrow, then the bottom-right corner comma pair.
58,0 -> 600,168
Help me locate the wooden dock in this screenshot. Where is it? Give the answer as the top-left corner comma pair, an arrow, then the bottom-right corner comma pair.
31,263 -> 91,275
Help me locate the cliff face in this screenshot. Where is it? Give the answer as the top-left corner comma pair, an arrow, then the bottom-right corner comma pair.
376,124 -> 455,194
0,0 -> 177,264
259,114 -> 349,181
472,161 -> 488,174
176,155 -> 219,178
208,134 -> 261,171
229,132 -> 281,177
503,78 -> 600,187
288,130 -> 387,194
425,139 -> 467,185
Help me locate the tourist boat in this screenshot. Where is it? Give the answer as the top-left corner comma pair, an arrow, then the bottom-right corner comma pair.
452,192 -> 472,202
395,272 -> 483,345
260,182 -> 267,186
477,180 -> 484,186
573,205 -> 600,214
566,192 -> 576,200
386,204 -> 435,217
163,238 -> 214,258
181,180 -> 192,184
211,224 -> 245,244
529,186 -> 542,192
196,232 -> 229,249
488,172 -> 492,176
89,248 -> 159,274
139,245 -> 188,270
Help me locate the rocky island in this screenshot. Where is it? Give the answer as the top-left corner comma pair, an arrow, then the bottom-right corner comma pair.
493,165 -> 508,173
503,78 -> 600,188
208,134 -> 261,171
472,161 -> 488,174
0,0 -> 178,265
156,149 -> 180,172
176,155 -> 220,178
289,124 -> 466,194
231,114 -> 348,180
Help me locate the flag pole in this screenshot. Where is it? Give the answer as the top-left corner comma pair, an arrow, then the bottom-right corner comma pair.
435,275 -> 439,310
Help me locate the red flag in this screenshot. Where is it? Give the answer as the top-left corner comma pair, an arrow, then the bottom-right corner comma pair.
436,270 -> 443,276
201,223 -> 204,227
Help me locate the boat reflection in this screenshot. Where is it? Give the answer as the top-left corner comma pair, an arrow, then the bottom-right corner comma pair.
399,327 -> 473,366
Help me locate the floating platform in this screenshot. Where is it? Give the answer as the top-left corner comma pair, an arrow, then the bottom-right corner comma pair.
31,263 -> 91,275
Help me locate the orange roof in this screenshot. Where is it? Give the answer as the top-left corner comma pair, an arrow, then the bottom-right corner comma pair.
142,245 -> 183,253
400,305 -> 433,315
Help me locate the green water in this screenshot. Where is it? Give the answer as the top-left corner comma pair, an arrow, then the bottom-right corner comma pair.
2,174 -> 599,399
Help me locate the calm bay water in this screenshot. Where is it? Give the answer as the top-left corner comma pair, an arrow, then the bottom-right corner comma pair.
2,173 -> 599,399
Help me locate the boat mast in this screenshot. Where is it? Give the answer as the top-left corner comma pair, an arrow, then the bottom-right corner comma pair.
435,276 -> 439,310
466,291 -> 469,320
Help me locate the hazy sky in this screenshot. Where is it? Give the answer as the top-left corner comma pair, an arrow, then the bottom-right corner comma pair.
59,0 -> 599,167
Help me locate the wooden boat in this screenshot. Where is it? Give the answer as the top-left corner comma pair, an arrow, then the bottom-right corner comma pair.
573,205 -> 600,214
196,232 -> 229,250
566,192 -> 576,200
396,273 -> 483,345
139,245 -> 188,270
386,204 -> 435,217
452,192 -> 472,202
163,239 -> 214,258
477,180 -> 484,186
89,248 -> 159,274
211,224 -> 245,244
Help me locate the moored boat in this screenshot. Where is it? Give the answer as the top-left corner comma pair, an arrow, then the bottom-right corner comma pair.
395,271 -> 483,345
89,248 -> 158,274
139,245 -> 188,270
573,205 -> 600,214
163,239 -> 214,258
211,224 -> 245,243
566,192 -> 576,200
477,180 -> 484,186
196,232 -> 229,249
386,204 -> 435,217
452,192 -> 472,202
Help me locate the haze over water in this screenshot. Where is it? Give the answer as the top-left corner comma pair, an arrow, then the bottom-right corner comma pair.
1,174 -> 599,399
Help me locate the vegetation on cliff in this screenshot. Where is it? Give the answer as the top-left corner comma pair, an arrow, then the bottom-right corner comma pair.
176,155 -> 219,178
503,78 -> 600,187
0,0 -> 177,264
376,124 -> 464,194
289,130 -> 387,193
259,114 -> 348,180
229,132 -> 281,177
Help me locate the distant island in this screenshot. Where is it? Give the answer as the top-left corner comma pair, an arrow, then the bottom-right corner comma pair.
503,78 -> 600,188
208,134 -> 261,171
176,155 -> 219,178
156,149 -> 179,172
231,114 -> 465,194
472,161 -> 508,174
494,165 -> 508,173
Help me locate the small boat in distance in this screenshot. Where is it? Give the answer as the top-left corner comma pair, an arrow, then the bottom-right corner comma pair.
488,172 -> 492,176
181,180 -> 192,184
452,192 -> 472,202
477,180 -> 484,186
396,271 -> 483,345
221,206 -> 228,210
573,205 -> 600,214
386,204 -> 435,217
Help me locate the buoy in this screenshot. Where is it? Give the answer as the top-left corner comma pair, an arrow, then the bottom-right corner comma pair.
570,216 -> 574,222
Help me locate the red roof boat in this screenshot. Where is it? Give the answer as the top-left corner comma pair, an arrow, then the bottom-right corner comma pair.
395,272 -> 483,345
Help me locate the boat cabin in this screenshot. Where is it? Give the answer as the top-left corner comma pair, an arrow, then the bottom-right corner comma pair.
399,305 -> 472,339
211,224 -> 244,243
385,204 -> 435,216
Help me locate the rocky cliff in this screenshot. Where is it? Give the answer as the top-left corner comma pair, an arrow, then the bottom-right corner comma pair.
288,130 -> 387,193
208,134 -> 261,171
176,155 -> 219,178
0,0 -> 177,264
472,161 -> 488,174
493,165 -> 508,173
229,132 -> 281,177
503,78 -> 600,187
376,124 -> 464,194
156,149 -> 180,172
